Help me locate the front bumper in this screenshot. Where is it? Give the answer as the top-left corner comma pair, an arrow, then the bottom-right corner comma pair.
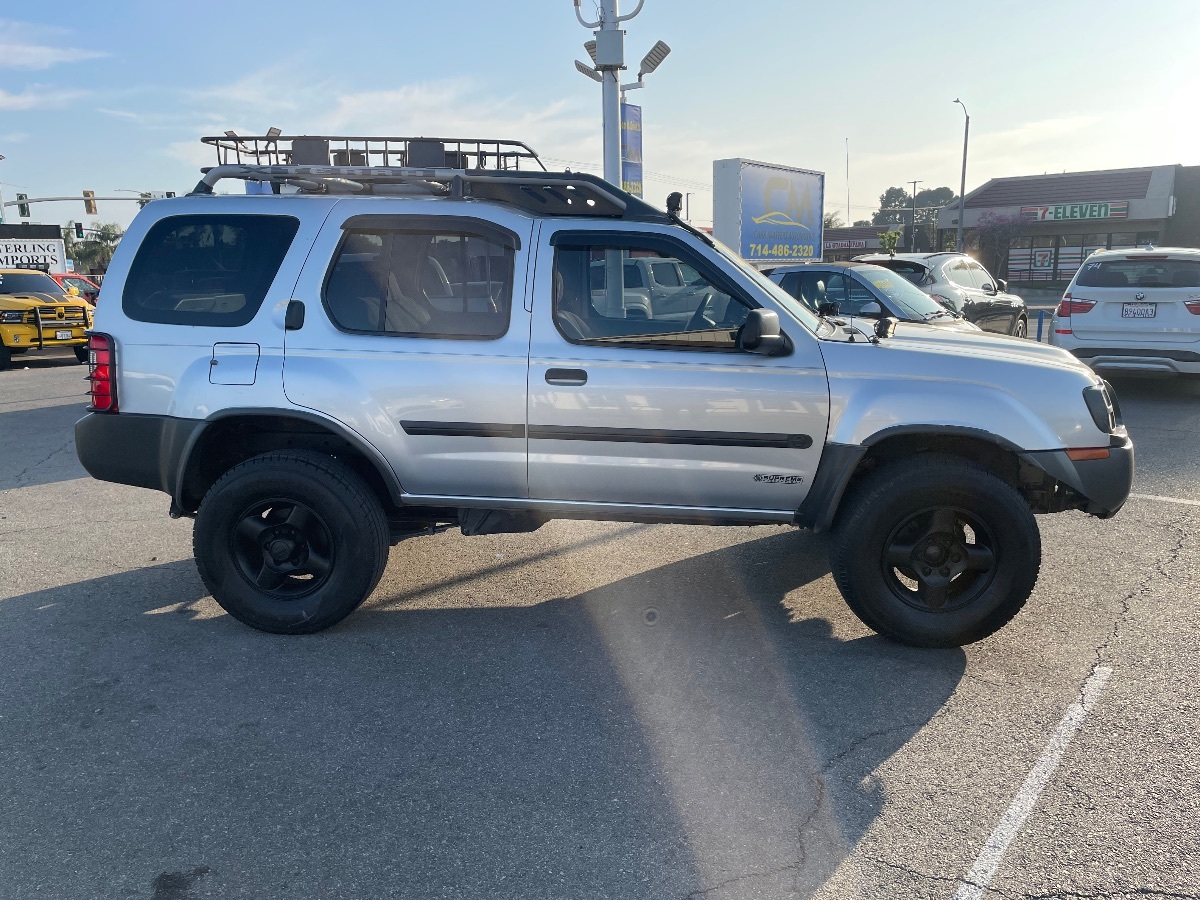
1021,435 -> 1135,518
1,323 -> 89,350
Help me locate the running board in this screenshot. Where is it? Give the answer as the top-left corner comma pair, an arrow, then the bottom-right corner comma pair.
399,494 -> 797,526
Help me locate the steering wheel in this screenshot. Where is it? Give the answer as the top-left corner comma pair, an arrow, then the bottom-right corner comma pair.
684,291 -> 716,332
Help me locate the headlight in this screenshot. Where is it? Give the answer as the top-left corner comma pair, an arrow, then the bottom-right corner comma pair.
0,310 -> 24,324
1083,382 -> 1122,434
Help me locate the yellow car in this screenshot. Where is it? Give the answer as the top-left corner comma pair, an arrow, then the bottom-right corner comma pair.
0,269 -> 96,370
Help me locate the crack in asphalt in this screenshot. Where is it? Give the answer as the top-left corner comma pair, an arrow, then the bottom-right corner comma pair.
680,863 -> 800,900
5,437 -> 75,489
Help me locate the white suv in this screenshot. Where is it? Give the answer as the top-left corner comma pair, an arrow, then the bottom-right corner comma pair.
1050,247 -> 1200,376
73,134 -> 1133,647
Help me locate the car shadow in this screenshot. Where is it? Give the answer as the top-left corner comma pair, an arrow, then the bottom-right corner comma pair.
0,531 -> 965,899
0,399 -> 90,491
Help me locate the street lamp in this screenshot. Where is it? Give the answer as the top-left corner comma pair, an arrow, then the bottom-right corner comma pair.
908,179 -> 923,251
954,99 -> 970,253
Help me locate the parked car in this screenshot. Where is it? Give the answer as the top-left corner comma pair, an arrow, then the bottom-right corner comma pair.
768,261 -> 980,331
74,135 -> 1132,647
854,252 -> 1029,337
0,268 -> 95,368
1050,247 -> 1200,376
51,272 -> 102,304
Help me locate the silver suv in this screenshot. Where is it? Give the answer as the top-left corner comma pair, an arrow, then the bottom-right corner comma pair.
855,251 -> 1029,337
75,134 -> 1132,647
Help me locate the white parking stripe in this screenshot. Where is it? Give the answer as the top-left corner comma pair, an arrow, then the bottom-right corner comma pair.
1129,492 -> 1200,507
952,665 -> 1112,900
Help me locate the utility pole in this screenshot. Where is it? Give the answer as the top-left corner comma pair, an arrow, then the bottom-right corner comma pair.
908,179 -> 923,251
0,155 -> 6,225
954,99 -> 970,253
574,0 -> 653,188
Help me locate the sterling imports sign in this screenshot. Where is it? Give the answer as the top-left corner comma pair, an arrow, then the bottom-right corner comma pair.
0,238 -> 68,273
1020,201 -> 1129,222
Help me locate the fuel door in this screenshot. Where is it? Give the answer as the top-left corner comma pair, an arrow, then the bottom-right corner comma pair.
209,342 -> 261,385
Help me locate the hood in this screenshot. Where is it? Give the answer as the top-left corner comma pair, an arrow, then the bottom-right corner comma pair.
818,317 -> 1091,374
0,292 -> 90,309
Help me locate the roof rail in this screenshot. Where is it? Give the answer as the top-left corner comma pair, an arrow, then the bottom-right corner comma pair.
189,164 -> 673,223
201,134 -> 547,172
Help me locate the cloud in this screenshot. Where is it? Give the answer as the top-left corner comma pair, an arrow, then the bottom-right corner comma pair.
0,19 -> 108,69
0,132 -> 29,143
0,86 -> 88,111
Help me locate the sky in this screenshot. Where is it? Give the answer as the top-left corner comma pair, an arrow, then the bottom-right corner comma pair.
2,0 -> 1199,232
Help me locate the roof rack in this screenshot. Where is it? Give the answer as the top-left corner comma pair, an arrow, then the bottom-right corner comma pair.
190,164 -> 673,223
201,134 -> 547,172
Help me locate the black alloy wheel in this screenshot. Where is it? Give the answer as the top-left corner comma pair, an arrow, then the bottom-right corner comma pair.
193,450 -> 390,634
230,499 -> 335,598
829,454 -> 1041,647
881,506 -> 997,613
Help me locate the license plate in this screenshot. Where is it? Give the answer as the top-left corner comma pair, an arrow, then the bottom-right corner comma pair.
1122,302 -> 1156,319
55,329 -> 73,340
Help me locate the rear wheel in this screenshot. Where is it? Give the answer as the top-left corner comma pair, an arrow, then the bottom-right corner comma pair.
830,454 -> 1040,647
74,346 -> 89,363
193,450 -> 390,634
0,344 -> 11,370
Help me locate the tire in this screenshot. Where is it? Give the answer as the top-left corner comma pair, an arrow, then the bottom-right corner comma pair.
193,450 -> 390,634
829,454 -> 1041,648
1012,317 -> 1028,339
0,344 -> 10,370
74,346 -> 89,364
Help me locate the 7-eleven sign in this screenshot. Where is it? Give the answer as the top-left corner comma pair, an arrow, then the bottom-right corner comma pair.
1021,201 -> 1129,222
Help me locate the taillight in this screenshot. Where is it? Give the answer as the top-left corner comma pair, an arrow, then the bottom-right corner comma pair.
1186,301 -> 1200,316
86,332 -> 118,413
1056,294 -> 1097,316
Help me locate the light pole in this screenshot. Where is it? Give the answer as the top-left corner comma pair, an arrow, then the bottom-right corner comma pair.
685,192 -> 694,221
573,0 -> 668,189
908,179 -> 923,251
0,155 -> 6,225
954,99 -> 970,252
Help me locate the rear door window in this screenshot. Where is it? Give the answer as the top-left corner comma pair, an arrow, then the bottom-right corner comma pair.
1076,258 -> 1200,289
123,215 -> 300,326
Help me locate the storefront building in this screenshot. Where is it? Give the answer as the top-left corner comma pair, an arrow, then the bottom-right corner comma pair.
938,165 -> 1200,286
822,225 -> 901,262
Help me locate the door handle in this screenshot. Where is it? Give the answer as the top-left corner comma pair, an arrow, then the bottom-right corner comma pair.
545,368 -> 587,386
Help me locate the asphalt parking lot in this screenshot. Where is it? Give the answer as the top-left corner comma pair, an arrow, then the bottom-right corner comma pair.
2,349 -> 1198,900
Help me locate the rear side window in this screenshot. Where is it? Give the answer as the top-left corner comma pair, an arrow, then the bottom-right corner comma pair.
1076,258 -> 1200,288
324,226 -> 514,339
871,260 -> 927,285
123,215 -> 300,326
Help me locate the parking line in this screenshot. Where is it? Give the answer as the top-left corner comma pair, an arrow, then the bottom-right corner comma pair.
1129,492 -> 1200,507
952,665 -> 1112,900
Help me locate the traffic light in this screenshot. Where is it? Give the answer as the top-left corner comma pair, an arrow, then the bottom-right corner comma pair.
16,193 -> 30,218
83,190 -> 97,215
74,222 -> 84,239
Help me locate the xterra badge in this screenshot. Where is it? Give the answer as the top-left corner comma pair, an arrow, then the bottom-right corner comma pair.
754,474 -> 804,484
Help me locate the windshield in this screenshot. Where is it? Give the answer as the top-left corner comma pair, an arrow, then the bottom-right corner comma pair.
0,271 -> 66,295
870,259 -> 929,285
853,265 -> 951,319
1076,258 -> 1200,288
707,235 -> 821,332
63,277 -> 96,292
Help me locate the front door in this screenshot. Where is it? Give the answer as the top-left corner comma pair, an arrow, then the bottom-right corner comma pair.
284,201 -> 535,499
528,226 -> 829,515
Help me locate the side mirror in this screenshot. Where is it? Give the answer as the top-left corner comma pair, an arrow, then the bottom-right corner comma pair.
981,283 -> 997,295
817,300 -> 840,317
857,301 -> 882,317
739,308 -> 788,355
67,286 -> 81,296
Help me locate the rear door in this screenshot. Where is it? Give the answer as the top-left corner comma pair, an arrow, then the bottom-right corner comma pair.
283,201 -> 536,499
1069,255 -> 1200,344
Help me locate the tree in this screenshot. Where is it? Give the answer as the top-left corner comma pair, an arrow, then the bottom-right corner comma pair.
870,185 -> 959,252
66,221 -> 125,274
823,210 -> 844,229
853,219 -> 871,227
878,230 -> 902,255
973,213 -> 1024,279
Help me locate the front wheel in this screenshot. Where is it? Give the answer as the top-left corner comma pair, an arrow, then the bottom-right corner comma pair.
829,454 -> 1041,647
1012,316 -> 1028,339
74,346 -> 89,363
193,450 -> 390,634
